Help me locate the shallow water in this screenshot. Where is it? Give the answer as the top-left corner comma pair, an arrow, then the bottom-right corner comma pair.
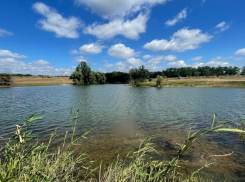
1,85 -> 245,181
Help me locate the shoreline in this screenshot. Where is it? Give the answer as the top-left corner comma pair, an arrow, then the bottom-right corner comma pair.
1,76 -> 245,88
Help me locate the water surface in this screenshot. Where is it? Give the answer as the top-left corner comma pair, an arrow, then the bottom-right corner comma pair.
1,85 -> 245,181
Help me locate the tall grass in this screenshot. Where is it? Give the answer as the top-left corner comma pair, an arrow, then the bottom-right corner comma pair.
1,111 -> 245,181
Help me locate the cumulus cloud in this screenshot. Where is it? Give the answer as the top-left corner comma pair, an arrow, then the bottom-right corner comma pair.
75,0 -> 169,19
165,8 -> 187,27
32,2 -> 82,38
143,55 -> 152,59
0,50 -> 27,59
167,60 -> 187,68
72,56 -> 87,62
33,59 -> 50,65
84,13 -> 148,40
143,54 -> 176,61
0,58 -> 74,75
190,61 -> 231,68
0,28 -> 13,37
101,56 -> 165,72
164,55 -> 176,61
108,43 -> 136,59
143,28 -> 213,52
190,56 -> 203,61
215,21 -> 230,33
235,48 -> 245,55
210,56 -> 243,62
70,43 -> 105,55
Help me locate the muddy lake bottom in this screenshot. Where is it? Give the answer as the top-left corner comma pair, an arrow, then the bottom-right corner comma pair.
62,122 -> 245,182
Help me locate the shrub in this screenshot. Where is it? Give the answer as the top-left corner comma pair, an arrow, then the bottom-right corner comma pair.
156,75 -> 164,87
0,73 -> 12,86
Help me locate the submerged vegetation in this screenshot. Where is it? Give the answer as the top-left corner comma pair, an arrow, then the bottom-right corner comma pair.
1,109 -> 245,181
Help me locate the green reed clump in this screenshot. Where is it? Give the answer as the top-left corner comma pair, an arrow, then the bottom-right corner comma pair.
0,105 -> 94,182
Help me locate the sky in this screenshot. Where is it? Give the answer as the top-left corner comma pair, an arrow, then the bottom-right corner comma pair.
0,0 -> 245,76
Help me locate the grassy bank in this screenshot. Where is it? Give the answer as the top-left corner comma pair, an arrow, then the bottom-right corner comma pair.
11,76 -> 73,87
137,76 -> 245,88
1,110 -> 245,181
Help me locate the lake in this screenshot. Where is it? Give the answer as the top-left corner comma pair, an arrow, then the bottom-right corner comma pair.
1,85 -> 245,181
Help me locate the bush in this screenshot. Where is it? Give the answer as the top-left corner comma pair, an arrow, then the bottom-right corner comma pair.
156,75 -> 164,87
0,73 -> 12,86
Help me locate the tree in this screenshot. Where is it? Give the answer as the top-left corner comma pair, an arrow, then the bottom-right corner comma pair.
70,71 -> 84,85
129,65 -> 150,83
156,75 -> 164,87
75,62 -> 91,84
70,62 -> 106,85
241,66 -> 245,75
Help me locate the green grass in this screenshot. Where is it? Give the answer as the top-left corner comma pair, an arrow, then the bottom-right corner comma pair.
1,110 -> 245,181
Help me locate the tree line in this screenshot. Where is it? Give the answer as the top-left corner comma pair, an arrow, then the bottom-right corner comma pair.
70,62 -> 245,85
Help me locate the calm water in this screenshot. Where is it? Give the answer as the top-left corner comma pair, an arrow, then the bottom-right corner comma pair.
1,85 -> 245,181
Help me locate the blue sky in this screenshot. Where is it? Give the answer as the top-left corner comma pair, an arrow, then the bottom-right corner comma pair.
0,0 -> 245,75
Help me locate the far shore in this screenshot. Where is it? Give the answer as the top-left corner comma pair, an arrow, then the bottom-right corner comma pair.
10,76 -> 73,87
1,75 -> 245,88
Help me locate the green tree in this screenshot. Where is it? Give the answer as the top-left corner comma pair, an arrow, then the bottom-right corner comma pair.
129,65 -> 150,84
75,62 -> 91,84
71,62 -> 106,85
241,66 -> 245,75
70,71 -> 84,85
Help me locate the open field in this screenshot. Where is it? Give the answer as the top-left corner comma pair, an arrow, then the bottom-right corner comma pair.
11,76 -> 73,87
142,75 -> 245,88
5,75 -> 245,88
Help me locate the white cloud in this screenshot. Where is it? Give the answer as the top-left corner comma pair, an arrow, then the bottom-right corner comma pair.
84,13 -> 148,40
190,61 -> 231,68
143,54 -> 176,61
210,56 -> 243,62
104,63 -> 114,68
147,56 -> 163,64
190,56 -> 203,61
143,28 -> 213,52
72,56 -> 87,62
32,2 -> 82,38
164,55 -> 176,61
101,56 -> 165,72
215,21 -> 230,33
33,59 -> 50,65
69,50 -> 79,55
143,55 -> 152,59
0,28 -> 13,37
235,48 -> 245,55
0,50 -> 27,59
79,43 -> 105,54
167,60 -> 187,68
75,0 -> 169,19
165,8 -> 187,27
108,43 -> 136,59
233,57 -> 243,61
0,58 -> 74,76
70,43 -> 105,55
